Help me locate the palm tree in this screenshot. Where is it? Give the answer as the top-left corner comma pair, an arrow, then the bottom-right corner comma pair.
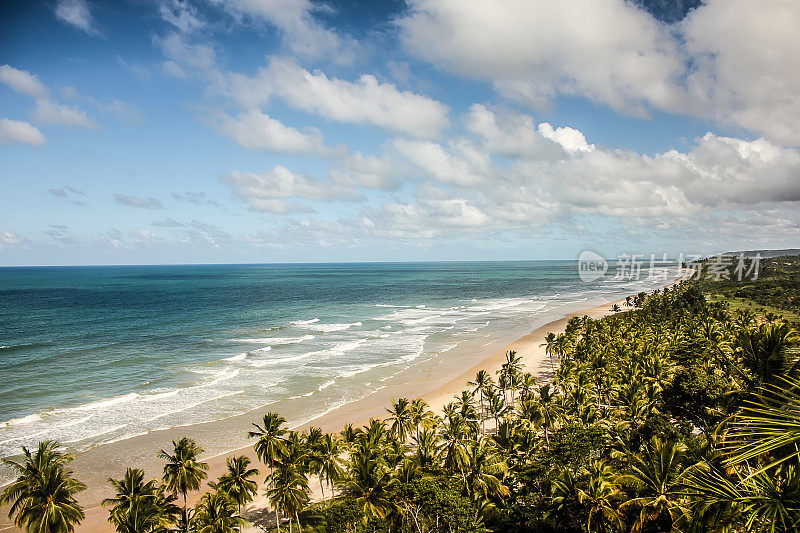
266,462 -> 309,533
318,434 -> 344,501
0,441 -> 86,533
248,412 -> 288,469
468,370 -> 494,434
339,445 -> 395,525
194,490 -> 245,533
617,439 -> 698,532
685,460 -> 800,532
735,323 -> 800,388
499,350 -> 523,403
386,398 -> 414,443
725,375 -> 800,472
215,456 -> 258,521
578,460 -> 623,533
533,383 -> 560,444
110,498 -> 174,533
411,428 -> 441,471
103,468 -> 178,532
463,437 -> 509,501
409,398 -> 436,441
159,437 -> 209,532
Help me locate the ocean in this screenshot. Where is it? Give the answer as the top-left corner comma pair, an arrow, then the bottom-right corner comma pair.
0,261 -> 676,484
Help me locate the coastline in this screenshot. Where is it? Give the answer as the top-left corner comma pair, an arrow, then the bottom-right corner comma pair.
1,275 -> 687,532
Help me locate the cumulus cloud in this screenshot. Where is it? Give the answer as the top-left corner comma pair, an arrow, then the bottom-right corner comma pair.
32,99 -> 99,130
398,0 -> 683,117
224,165 -> 362,214
211,0 -> 356,62
682,0 -> 800,145
216,109 -> 330,155
225,57 -> 449,138
0,118 -> 46,146
114,194 -> 165,209
399,0 -> 800,146
0,65 -> 48,98
54,0 -> 99,35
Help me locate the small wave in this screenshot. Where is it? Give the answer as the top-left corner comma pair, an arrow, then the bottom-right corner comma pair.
223,353 -> 248,362
249,353 -> 313,367
0,413 -> 43,428
317,379 -> 336,391
66,393 -> 139,413
305,322 -> 362,333
292,318 -> 320,326
231,335 -> 314,345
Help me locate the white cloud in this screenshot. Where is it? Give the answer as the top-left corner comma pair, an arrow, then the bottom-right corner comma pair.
158,0 -> 206,34
0,65 -> 48,98
537,123 -> 594,153
682,0 -> 800,145
464,104 -> 565,160
211,0 -> 356,62
390,138 -> 488,186
225,57 -> 450,138
398,0 -> 683,117
399,0 -> 800,146
216,109 -> 330,155
156,33 -> 218,79
54,0 -> 99,36
0,118 -> 46,146
224,165 -> 362,213
32,99 -> 99,130
114,194 -> 165,209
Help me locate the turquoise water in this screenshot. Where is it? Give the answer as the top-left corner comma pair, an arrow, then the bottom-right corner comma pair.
0,261 -> 675,482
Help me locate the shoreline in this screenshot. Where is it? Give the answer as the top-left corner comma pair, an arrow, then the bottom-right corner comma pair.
1,275 -> 688,532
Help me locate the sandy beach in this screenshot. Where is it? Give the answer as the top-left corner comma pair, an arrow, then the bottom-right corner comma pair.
2,276 -> 687,532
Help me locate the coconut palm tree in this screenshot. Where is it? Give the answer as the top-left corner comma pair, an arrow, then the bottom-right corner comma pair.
617,439 -> 698,532
578,460 -> 623,533
685,460 -> 800,532
194,490 -> 245,533
408,398 -> 436,441
248,412 -> 288,469
339,443 -> 395,526
159,437 -> 208,532
266,462 -> 309,533
532,383 -> 560,444
468,370 -> 494,434
318,433 -> 344,501
0,441 -> 86,533
214,456 -> 258,523
103,468 -> 178,532
463,437 -> 509,501
386,398 -> 414,443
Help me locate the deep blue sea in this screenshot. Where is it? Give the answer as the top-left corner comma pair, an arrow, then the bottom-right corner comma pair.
0,261 -> 676,483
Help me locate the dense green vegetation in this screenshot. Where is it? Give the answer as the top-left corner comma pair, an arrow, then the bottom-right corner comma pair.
698,254 -> 800,322
4,278 -> 800,532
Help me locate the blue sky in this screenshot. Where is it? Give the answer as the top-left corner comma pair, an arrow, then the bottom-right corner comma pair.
1,0 -> 799,265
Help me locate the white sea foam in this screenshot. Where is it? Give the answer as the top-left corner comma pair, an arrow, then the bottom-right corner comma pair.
305,321 -> 362,333
249,353 -> 314,367
0,413 -> 42,427
231,335 -> 314,345
317,379 -> 336,391
292,318 -> 320,326
223,353 -> 248,362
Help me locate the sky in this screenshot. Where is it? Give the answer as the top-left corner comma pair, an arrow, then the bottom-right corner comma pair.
1,0 -> 799,265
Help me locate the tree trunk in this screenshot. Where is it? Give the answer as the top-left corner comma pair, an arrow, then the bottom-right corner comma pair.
296,511 -> 303,533
276,508 -> 281,533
